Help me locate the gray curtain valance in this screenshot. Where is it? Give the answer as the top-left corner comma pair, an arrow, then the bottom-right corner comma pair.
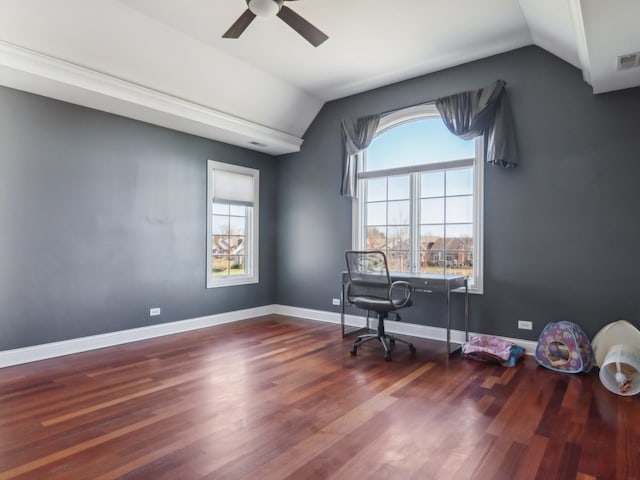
435,79 -> 518,168
340,114 -> 380,198
340,80 -> 517,198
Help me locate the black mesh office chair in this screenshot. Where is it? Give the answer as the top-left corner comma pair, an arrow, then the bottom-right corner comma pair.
345,250 -> 416,361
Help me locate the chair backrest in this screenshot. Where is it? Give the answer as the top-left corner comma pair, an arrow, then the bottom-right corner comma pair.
344,250 -> 392,301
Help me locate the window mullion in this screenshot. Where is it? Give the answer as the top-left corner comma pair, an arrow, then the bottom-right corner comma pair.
385,177 -> 389,259
410,172 -> 420,273
443,169 -> 448,276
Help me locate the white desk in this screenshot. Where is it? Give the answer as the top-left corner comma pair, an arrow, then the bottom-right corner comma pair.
341,271 -> 469,356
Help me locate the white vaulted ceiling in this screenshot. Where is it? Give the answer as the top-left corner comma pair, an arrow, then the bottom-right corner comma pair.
0,0 -> 638,155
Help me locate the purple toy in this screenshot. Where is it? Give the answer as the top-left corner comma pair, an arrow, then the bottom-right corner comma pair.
535,321 -> 594,373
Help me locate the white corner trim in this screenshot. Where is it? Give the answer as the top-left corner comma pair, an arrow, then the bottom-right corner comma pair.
567,0 -> 592,85
0,304 -> 538,369
0,40 -> 303,155
0,305 -> 275,368
272,304 -> 344,324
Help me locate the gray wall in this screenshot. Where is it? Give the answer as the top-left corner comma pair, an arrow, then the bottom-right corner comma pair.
0,86 -> 277,351
2,45 -> 639,352
276,46 -> 640,341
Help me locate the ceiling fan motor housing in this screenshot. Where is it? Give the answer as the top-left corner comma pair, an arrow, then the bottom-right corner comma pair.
226,0 -> 327,47
247,0 -> 283,17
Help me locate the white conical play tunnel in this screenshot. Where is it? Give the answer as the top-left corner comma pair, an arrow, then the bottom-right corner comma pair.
599,344 -> 640,396
592,320 -> 640,367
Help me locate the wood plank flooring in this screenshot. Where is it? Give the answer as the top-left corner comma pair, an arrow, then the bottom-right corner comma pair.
0,315 -> 638,479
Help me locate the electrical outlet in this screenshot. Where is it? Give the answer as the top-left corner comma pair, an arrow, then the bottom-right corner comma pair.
518,320 -> 532,330
150,308 -> 161,316
332,298 -> 341,306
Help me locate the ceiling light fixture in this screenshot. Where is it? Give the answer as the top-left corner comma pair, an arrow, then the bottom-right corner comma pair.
223,0 -> 328,47
247,0 -> 281,17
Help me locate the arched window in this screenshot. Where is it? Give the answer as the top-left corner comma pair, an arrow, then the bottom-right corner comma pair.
353,104 -> 484,292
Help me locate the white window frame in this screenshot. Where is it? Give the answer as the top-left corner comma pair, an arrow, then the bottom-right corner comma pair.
207,160 -> 259,288
352,104 -> 484,293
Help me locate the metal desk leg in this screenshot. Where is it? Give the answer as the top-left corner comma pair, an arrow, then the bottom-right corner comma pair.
341,280 -> 346,337
446,287 -> 455,356
446,287 -> 450,354
447,281 -> 463,357
464,278 -> 469,342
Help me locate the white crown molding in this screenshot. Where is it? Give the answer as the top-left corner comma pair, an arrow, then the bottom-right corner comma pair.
0,304 -> 537,368
0,40 -> 303,155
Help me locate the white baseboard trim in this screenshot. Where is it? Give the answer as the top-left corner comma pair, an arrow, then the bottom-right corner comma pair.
271,305 -> 373,330
0,305 -> 275,368
1,304 -> 537,368
273,304 -> 538,355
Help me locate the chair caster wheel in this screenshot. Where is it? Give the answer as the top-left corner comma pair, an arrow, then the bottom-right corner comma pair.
384,353 -> 392,362
350,348 -> 357,356
409,345 -> 416,354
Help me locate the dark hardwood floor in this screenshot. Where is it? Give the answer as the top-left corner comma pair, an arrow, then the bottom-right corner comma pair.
0,315 -> 638,479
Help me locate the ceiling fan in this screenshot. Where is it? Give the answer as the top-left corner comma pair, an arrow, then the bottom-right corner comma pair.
222,0 -> 328,47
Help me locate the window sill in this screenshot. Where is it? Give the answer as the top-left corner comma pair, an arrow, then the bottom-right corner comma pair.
207,277 -> 259,288
452,285 -> 483,295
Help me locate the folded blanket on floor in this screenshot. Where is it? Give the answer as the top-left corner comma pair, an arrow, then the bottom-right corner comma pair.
462,335 -> 513,361
462,336 -> 525,367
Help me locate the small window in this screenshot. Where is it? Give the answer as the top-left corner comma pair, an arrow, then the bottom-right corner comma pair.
207,161 -> 259,288
353,104 -> 484,293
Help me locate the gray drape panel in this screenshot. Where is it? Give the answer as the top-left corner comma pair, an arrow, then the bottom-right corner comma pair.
341,114 -> 381,198
435,80 -> 518,168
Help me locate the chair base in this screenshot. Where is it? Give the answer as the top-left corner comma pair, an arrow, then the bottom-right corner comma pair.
350,313 -> 416,361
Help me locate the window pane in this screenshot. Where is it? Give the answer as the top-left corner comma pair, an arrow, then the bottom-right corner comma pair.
212,215 -> 229,235
446,168 -> 473,196
447,224 -> 473,239
230,256 -> 246,274
445,250 -> 472,277
420,171 -> 444,198
446,196 -> 473,223
366,118 -> 475,172
388,226 -> 409,250
366,202 -> 387,226
212,235 -> 230,253
366,177 -> 387,202
229,235 -> 246,251
420,225 -> 444,259
420,250 -> 444,275
420,198 -> 444,224
388,200 -> 409,225
212,255 -> 229,275
420,224 -> 444,240
388,175 -> 409,200
212,203 -> 229,215
229,216 -> 246,235
366,226 -> 387,250
230,205 -> 246,216
387,251 -> 409,272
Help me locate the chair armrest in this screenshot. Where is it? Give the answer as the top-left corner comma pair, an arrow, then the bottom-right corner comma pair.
389,280 -> 413,307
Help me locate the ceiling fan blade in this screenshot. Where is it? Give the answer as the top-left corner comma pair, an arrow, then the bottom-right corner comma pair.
222,9 -> 256,38
276,5 -> 328,47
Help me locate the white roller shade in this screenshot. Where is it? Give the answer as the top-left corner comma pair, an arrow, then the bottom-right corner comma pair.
212,168 -> 255,206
